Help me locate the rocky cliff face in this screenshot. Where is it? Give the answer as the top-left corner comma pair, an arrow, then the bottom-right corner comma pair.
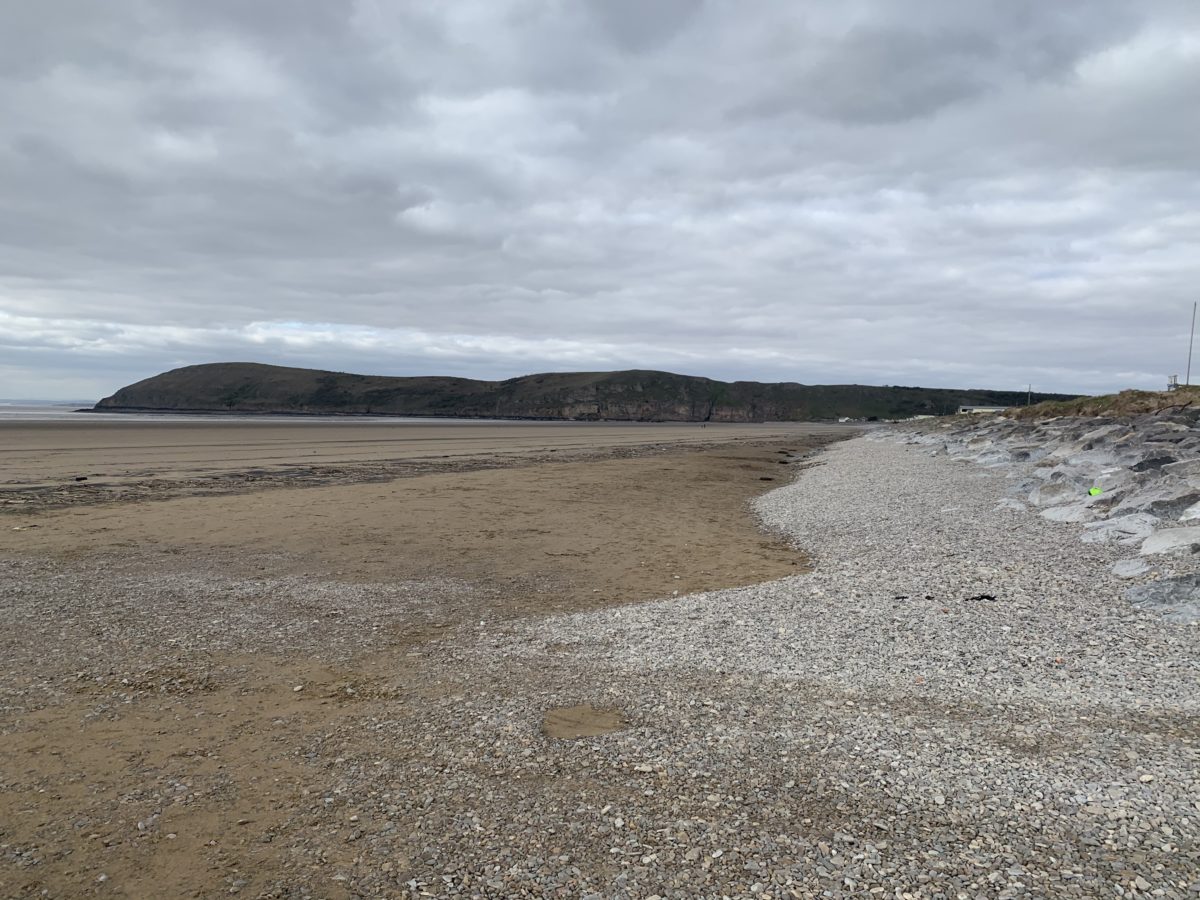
94,363 -> 1075,422
895,409 -> 1200,623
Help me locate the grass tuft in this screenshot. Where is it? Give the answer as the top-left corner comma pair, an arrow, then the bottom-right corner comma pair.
1005,386 -> 1200,420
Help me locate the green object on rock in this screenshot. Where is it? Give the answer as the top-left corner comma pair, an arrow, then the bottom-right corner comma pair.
1089,487 -> 1103,496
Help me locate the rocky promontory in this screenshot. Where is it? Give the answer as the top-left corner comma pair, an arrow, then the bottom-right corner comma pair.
897,405 -> 1200,623
93,362 -> 1074,422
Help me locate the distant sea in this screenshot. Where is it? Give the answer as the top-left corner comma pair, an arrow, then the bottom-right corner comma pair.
0,402 -> 98,422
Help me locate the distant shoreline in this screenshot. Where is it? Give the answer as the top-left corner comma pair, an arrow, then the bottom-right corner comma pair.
78,405 -> 832,424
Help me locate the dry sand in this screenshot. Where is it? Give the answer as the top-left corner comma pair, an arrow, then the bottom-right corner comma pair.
0,418 -> 852,899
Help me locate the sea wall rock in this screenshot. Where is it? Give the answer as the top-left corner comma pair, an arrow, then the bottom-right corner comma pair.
1125,575 -> 1200,623
891,407 -> 1200,622
1141,527 -> 1200,556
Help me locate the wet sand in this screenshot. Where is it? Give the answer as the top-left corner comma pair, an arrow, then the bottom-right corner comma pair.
0,419 -> 823,487
2,420 -> 856,615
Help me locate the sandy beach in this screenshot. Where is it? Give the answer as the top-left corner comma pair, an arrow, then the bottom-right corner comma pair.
5,418 -> 1196,898
0,419 -> 851,898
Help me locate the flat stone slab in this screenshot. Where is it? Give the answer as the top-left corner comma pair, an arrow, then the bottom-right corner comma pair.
1030,481 -> 1081,507
1081,513 -> 1159,545
1041,503 -> 1096,524
1162,458 -> 1200,479
1125,575 -> 1200,624
1140,527 -> 1200,556
1112,558 -> 1155,579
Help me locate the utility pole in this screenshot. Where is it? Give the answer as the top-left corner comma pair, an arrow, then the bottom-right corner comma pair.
1189,302 -> 1198,386
1027,384 -> 1032,406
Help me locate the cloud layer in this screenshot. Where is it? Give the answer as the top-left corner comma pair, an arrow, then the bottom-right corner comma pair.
2,1 -> 1199,398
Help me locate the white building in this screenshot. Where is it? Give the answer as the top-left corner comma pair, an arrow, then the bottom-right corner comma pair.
957,405 -> 1009,415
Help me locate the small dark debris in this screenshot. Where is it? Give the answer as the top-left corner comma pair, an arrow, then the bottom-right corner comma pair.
777,460 -> 790,465
1132,456 -> 1177,472
74,476 -> 87,482
759,476 -> 775,481
965,593 -> 997,602
893,595 -> 909,601
924,594 -> 934,600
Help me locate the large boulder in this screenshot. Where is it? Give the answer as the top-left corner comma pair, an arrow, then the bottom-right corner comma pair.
1112,558 -> 1156,579
1030,481 -> 1084,507
1007,445 -> 1050,463
1162,458 -> 1200,479
1130,454 -> 1181,473
1076,422 -> 1129,445
1112,477 -> 1200,521
1125,575 -> 1200,624
1041,503 -> 1098,524
1140,527 -> 1200,556
1080,513 -> 1160,546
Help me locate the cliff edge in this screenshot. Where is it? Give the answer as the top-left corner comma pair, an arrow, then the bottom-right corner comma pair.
95,362 -> 1075,422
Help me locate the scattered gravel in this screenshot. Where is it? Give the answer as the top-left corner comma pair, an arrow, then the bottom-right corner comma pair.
0,554 -> 481,718
403,434 -> 1198,898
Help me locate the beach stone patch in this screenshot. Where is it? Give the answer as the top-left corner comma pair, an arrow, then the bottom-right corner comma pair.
471,434 -> 1200,896
541,704 -> 626,739
894,408 -> 1200,614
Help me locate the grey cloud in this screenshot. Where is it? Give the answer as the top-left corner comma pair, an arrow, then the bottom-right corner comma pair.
1,1 -> 1198,400
585,0 -> 703,54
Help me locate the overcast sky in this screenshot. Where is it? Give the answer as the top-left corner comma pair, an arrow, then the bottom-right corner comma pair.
2,1 -> 1199,400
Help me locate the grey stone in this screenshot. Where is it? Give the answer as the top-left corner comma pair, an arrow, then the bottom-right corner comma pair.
1111,558 -> 1155,579
1131,454 -> 1179,472
1077,423 -> 1127,445
973,450 -> 1011,467
1140,527 -> 1200,556
1041,503 -> 1097,524
1092,468 -> 1137,492
1113,479 -> 1200,521
1125,575 -> 1200,623
1161,458 -> 1200,479
1007,445 -> 1049,463
1030,482 -> 1081,507
1146,491 -> 1200,519
1084,486 -> 1129,510
1080,514 -> 1159,546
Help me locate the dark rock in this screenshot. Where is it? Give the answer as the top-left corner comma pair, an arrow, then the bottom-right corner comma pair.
1131,456 -> 1178,472
1125,576 -> 1200,623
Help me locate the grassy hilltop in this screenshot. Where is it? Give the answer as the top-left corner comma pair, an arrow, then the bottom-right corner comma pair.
95,362 -> 1077,422
1007,386 -> 1200,420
